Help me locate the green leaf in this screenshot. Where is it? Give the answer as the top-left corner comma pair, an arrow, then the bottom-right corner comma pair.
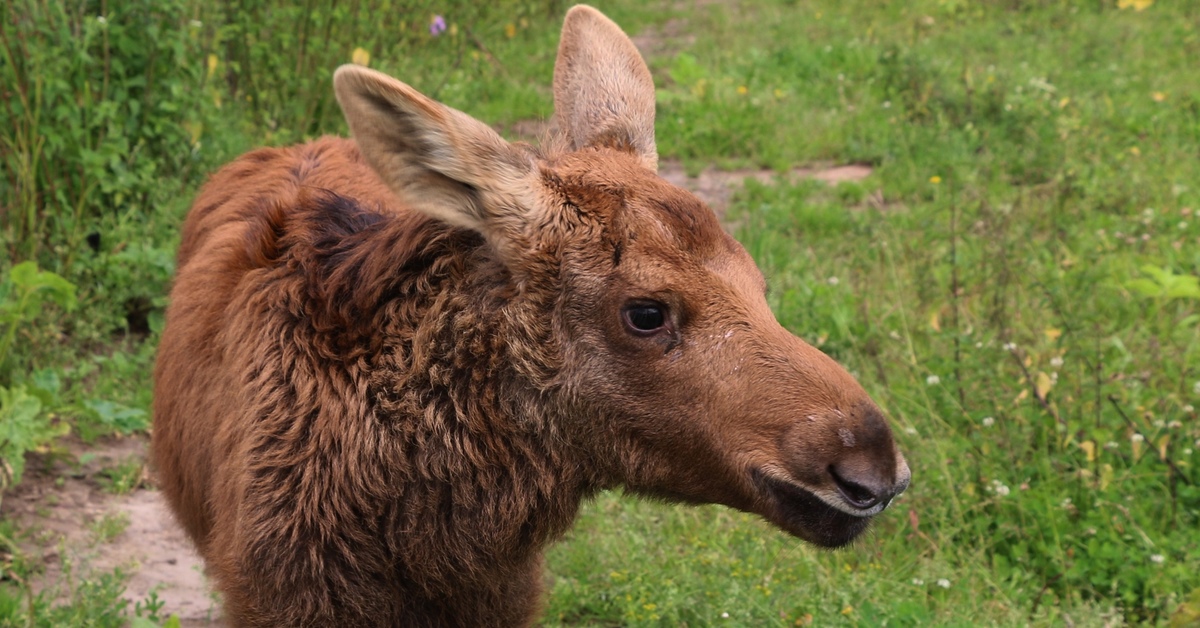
7,261 -> 78,311
82,399 -> 148,435
0,385 -> 68,488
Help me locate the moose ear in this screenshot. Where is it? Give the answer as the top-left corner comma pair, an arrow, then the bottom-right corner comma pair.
333,65 -> 535,237
552,5 -> 658,171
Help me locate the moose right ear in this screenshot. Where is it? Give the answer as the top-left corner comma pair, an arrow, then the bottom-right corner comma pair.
333,65 -> 536,239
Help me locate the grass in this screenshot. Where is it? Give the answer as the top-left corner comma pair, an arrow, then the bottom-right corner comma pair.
543,0 -> 1200,625
1,0 -> 1198,625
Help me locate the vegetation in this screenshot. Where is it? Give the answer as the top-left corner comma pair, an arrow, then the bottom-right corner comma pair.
1,0 -> 1197,624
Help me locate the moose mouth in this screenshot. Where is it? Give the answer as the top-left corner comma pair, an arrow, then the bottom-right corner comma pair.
752,469 -> 872,548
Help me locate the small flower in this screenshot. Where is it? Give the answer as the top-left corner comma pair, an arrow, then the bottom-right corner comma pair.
1117,0 -> 1154,11
736,85 -> 748,95
912,578 -> 925,585
981,416 -> 995,427
96,15 -> 107,24
882,100 -> 892,108
926,375 -> 941,386
430,15 -> 447,36
1184,448 -> 1193,456
929,175 -> 942,184
936,578 -> 951,589
1192,381 -> 1200,395
827,276 -> 840,286
1131,433 -> 1145,443
904,427 -> 918,436
1061,498 -> 1072,508
1184,404 -> 1195,413
1180,222 -> 1189,230
1105,441 -> 1119,450
1002,342 -> 1017,351
721,612 -> 730,619
1150,554 -> 1164,564
995,484 -> 1010,496
1050,356 -> 1064,368
189,19 -> 203,28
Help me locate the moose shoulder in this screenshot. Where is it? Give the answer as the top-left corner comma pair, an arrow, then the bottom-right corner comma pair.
152,5 -> 910,626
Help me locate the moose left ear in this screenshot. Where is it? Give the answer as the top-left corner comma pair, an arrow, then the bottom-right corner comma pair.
552,5 -> 658,171
333,65 -> 537,241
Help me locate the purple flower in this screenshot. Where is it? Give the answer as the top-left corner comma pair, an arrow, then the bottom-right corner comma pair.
430,15 -> 447,36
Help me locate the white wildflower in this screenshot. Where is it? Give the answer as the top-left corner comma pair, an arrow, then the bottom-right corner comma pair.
96,15 -> 107,24
721,612 -> 730,619
1104,441 -> 1119,450
1183,404 -> 1194,413
936,579 -> 951,589
912,578 -> 924,586
905,427 -> 918,436
1193,381 -> 1200,395
926,375 -> 941,385
827,276 -> 840,286
981,416 -> 995,427
1131,433 -> 1145,443
1150,554 -> 1164,564
1050,356 -> 1064,368
1183,448 -> 1193,456
1002,342 -> 1017,351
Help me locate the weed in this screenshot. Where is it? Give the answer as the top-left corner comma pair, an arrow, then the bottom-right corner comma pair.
88,511 -> 130,546
97,458 -> 145,495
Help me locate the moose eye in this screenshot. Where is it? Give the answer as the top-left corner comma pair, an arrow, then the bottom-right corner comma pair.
623,303 -> 667,334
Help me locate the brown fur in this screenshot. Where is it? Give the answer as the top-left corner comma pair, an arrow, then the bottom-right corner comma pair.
152,6 -> 910,627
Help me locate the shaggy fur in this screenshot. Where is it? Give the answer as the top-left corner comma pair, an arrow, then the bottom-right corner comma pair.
152,6 -> 910,627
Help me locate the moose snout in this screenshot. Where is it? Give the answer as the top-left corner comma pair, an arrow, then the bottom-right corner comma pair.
794,403 -> 911,514
829,456 -> 910,511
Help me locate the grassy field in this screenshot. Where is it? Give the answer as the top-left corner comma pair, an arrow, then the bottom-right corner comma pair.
2,0 -> 1198,625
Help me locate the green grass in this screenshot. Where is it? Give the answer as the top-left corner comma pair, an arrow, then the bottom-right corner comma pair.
543,0 -> 1200,625
2,0 -> 1198,624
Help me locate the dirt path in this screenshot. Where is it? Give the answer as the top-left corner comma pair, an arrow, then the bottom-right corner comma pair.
1,435 -> 222,626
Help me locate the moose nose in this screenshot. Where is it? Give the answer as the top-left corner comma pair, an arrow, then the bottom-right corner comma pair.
829,461 -> 907,511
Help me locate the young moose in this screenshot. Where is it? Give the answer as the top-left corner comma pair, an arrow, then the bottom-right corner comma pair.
153,5 -> 910,626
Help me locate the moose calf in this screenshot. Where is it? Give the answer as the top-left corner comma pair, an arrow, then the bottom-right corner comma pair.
152,5 -> 910,626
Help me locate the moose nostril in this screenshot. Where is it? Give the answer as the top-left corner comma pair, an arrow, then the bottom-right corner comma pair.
829,465 -> 885,510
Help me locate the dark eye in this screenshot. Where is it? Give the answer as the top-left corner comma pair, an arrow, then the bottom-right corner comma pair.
623,303 -> 666,334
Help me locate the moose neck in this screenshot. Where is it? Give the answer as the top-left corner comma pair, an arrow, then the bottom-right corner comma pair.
308,203 -> 600,589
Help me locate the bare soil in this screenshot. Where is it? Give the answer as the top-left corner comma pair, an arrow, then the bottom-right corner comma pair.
503,122 -> 872,219
1,435 -> 223,626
